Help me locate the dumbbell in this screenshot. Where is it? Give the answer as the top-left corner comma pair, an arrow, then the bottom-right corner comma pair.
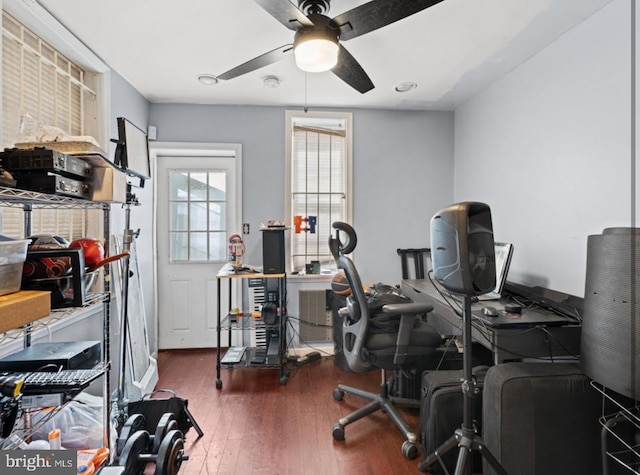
150,413 -> 179,454
117,429 -> 188,475
116,414 -> 146,457
117,413 -> 178,457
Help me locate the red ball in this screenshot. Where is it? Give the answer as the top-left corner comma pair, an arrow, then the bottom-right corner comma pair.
69,238 -> 105,267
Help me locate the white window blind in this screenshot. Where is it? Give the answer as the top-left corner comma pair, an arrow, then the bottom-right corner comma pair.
1,12 -> 98,240
287,112 -> 352,273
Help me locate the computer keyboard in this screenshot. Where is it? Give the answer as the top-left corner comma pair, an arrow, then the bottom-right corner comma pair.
8,368 -> 104,395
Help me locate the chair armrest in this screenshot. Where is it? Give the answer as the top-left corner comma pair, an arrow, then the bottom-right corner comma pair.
381,302 -> 433,316
382,302 -> 434,366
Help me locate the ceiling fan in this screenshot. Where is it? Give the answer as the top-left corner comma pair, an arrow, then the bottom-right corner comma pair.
217,0 -> 445,94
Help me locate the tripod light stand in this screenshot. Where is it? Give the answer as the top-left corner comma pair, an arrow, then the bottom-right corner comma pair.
113,186 -> 141,425
418,202 -> 507,475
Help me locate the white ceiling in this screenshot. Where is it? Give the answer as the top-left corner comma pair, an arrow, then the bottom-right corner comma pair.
35,0 -> 614,111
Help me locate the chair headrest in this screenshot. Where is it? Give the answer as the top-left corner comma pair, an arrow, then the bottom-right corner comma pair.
329,221 -> 358,259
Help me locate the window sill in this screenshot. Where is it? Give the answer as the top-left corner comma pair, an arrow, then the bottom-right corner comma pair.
288,273 -> 334,283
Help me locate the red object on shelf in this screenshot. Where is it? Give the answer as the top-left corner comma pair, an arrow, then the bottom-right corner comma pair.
69,238 -> 105,267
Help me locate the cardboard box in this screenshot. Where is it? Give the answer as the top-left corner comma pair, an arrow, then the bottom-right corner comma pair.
90,165 -> 127,203
0,290 -> 51,333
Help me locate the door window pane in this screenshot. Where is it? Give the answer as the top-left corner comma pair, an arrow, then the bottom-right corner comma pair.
209,232 -> 227,261
208,172 -> 226,199
190,232 -> 208,261
170,203 -> 188,231
189,202 -> 208,231
170,232 -> 189,261
168,170 -> 228,262
189,173 -> 207,201
170,172 -> 189,200
208,202 -> 226,231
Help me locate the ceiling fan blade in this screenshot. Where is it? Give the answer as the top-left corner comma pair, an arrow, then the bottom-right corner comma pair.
331,0 -> 445,41
217,45 -> 293,80
254,0 -> 314,31
331,44 -> 374,94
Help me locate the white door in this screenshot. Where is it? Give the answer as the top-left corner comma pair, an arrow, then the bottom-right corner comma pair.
154,144 -> 241,349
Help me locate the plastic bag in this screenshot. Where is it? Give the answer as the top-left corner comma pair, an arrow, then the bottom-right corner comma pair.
29,393 -> 103,450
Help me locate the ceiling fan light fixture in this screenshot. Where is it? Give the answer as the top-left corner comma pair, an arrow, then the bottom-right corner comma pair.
293,29 -> 339,73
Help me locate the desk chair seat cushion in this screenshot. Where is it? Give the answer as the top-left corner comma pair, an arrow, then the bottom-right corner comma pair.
364,320 -> 442,369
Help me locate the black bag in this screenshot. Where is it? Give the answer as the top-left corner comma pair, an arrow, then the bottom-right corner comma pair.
367,283 -> 414,333
419,366 -> 489,473
127,388 -> 203,438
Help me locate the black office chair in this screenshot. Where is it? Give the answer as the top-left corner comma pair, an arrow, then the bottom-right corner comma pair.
329,222 -> 443,460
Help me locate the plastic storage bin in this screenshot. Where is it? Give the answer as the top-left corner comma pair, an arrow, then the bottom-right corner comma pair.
0,238 -> 30,296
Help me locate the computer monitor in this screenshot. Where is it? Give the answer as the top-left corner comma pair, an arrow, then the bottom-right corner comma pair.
114,117 -> 150,183
477,242 -> 514,301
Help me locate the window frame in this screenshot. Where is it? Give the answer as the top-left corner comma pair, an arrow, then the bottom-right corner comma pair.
1,1 -> 111,240
284,110 -> 353,274
3,0 -> 111,148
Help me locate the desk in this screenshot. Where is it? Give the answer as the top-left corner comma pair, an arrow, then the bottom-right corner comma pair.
401,279 -> 582,364
215,264 -> 288,388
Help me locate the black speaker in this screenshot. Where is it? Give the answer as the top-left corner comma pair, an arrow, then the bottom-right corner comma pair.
430,202 -> 496,296
581,227 -> 640,400
262,228 -> 285,274
262,302 -> 278,325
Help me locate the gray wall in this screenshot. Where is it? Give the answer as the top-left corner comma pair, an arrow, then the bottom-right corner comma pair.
350,110 -> 454,282
454,0 -> 634,297
149,104 -> 454,285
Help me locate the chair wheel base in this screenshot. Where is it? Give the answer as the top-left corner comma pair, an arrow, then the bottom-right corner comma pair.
332,423 -> 345,441
333,388 -> 344,401
402,440 -> 419,460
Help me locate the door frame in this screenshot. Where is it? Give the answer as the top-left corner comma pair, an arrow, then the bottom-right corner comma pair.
150,142 -> 243,348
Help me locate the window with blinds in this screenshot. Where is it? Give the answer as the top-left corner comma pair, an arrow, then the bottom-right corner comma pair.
286,111 -> 353,274
1,12 -> 100,240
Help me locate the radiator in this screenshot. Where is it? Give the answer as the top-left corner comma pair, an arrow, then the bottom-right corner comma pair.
298,289 -> 331,342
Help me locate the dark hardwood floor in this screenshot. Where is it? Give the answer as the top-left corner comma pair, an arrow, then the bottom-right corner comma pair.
155,349 -> 432,475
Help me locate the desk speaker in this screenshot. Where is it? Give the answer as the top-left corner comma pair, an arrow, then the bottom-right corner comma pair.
430,202 -> 495,296
262,228 -> 285,274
